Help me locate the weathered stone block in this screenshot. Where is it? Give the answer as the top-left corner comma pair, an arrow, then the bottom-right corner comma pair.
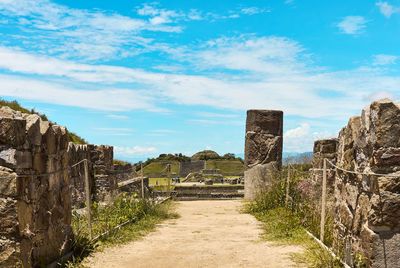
0,235 -> 20,267
0,167 -> 17,197
0,118 -> 26,147
0,197 -> 18,235
0,148 -> 17,168
16,150 -> 32,169
25,114 -> 42,147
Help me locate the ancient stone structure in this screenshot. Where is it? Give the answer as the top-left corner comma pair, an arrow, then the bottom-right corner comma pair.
311,138 -> 338,187
90,145 -> 117,202
0,107 -> 73,267
244,110 -> 283,199
313,138 -> 338,169
68,142 -> 94,208
179,160 -> 205,177
333,99 -> 400,267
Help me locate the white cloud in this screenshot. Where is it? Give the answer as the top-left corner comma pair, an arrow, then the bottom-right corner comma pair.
106,114 -> 130,120
284,123 -> 335,152
365,90 -> 395,102
372,54 -> 398,65
114,146 -> 157,157
337,16 -> 367,34
240,7 -> 268,15
1,38 -> 400,119
0,74 -> 160,112
376,2 -> 399,18
0,0 -> 181,60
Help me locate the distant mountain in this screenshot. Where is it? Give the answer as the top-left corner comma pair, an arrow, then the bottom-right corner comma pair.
283,152 -> 313,164
236,152 -> 312,160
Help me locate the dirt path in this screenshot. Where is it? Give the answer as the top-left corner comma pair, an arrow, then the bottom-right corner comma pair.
84,200 -> 304,268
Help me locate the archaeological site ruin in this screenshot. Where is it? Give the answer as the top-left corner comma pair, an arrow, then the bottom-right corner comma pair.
1,98 -> 400,267
244,109 -> 283,199
0,106 -> 147,267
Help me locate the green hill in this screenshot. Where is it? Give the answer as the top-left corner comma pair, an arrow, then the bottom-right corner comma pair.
139,159 -> 244,178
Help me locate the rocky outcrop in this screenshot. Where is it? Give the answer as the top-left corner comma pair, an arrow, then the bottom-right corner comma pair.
244,110 -> 283,199
333,99 -> 400,267
0,107 -> 72,267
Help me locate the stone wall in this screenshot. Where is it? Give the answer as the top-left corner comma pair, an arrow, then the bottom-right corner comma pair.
0,107 -> 73,267
179,160 -> 205,177
68,143 -> 117,205
333,99 -> 400,267
244,110 -> 283,199
68,142 -> 94,208
311,138 -> 338,187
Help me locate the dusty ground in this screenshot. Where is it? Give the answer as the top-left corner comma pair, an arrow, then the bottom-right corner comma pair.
84,200 -> 304,268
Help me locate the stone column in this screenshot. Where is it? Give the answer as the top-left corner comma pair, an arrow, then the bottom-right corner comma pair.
244,110 -> 283,199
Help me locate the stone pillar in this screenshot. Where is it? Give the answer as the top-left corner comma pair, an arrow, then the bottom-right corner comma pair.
244,110 -> 283,199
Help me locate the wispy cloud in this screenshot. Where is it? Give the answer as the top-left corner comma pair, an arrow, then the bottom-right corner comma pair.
284,123 -> 336,152
376,2 -> 399,18
106,114 -> 130,120
240,7 -> 269,15
0,0 -> 181,60
372,54 -> 398,65
114,146 -> 157,157
1,36 -> 400,119
337,16 -> 368,34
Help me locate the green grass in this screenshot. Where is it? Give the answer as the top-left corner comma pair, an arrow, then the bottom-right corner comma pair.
243,204 -> 343,268
66,194 -> 178,267
142,159 -> 243,178
149,177 -> 172,186
142,161 -> 179,176
205,160 -> 244,175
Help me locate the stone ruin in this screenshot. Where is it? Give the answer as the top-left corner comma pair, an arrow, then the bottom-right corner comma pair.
178,160 -> 205,177
67,143 -> 116,208
68,143 -> 94,208
243,101 -> 400,266
333,99 -> 400,267
0,107 -> 73,267
311,138 -> 338,187
244,110 -> 283,199
0,106 -> 141,267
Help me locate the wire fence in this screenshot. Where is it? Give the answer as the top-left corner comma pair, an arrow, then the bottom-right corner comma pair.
282,158 -> 400,267
16,158 -> 152,241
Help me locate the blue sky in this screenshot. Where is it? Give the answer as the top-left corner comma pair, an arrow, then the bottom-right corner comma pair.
0,0 -> 400,162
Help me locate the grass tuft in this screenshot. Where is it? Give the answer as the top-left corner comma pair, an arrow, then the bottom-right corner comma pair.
65,194 -> 178,267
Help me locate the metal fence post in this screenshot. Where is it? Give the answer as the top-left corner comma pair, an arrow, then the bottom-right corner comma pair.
285,165 -> 290,206
84,159 -> 93,240
167,164 -> 171,196
320,158 -> 327,243
141,162 -> 144,198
